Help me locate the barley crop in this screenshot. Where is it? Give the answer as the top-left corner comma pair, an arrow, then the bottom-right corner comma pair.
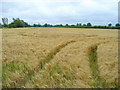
2,27 -> 118,88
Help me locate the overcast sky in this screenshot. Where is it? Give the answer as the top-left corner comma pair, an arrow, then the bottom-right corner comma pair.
0,0 -> 119,25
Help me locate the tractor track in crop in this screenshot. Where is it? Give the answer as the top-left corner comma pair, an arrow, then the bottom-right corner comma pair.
38,40 -> 76,69
23,40 -> 77,87
88,41 -> 110,88
11,39 -> 110,88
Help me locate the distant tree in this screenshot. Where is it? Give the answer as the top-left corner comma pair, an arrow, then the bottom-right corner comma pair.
87,23 -> 92,26
60,24 -> 63,27
13,18 -> 16,21
83,24 -> 86,26
43,23 -> 48,27
76,23 -> 79,26
79,23 -> 82,26
2,18 -> 8,27
8,18 -> 29,28
115,23 -> 120,27
77,23 -> 82,26
33,24 -> 38,27
108,23 -> 112,27
65,24 -> 69,27
47,24 -> 52,27
71,25 -> 75,27
38,24 -> 41,27
33,24 -> 41,27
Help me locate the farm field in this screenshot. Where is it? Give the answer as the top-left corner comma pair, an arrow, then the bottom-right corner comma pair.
2,27 -> 119,88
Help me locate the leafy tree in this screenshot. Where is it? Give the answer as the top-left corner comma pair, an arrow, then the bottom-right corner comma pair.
2,18 -> 8,27
108,23 -> 112,27
60,24 -> 63,27
71,25 -> 75,27
38,24 -> 41,27
87,23 -> 92,26
65,24 -> 69,27
47,24 -> 52,27
83,24 -> 86,26
33,24 -> 38,27
76,23 -> 79,26
76,23 -> 82,26
43,23 -> 48,27
79,23 -> 82,26
115,23 -> 120,27
9,18 -> 29,28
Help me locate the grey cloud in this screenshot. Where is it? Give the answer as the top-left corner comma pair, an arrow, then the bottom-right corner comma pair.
0,0 -> 119,25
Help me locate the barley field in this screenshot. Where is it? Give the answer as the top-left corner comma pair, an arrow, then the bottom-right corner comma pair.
2,27 -> 119,88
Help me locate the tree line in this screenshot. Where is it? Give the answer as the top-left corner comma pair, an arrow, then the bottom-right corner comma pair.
0,18 -> 120,29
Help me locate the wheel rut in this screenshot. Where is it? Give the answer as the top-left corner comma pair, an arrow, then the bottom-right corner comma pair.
88,42 -> 109,88
89,45 -> 102,87
24,40 -> 77,87
39,40 -> 76,69
15,40 -> 109,88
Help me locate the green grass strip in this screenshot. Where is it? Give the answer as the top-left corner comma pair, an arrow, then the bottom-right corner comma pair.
89,46 -> 104,88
